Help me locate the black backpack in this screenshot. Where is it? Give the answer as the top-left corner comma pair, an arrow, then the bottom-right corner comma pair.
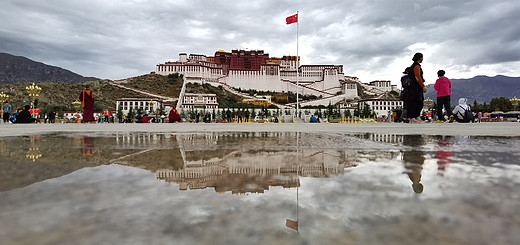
401,66 -> 414,88
462,107 -> 474,122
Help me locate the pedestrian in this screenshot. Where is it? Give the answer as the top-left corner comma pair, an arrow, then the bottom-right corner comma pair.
168,108 -> 181,123
14,105 -> 35,123
226,109 -> 231,123
477,111 -> 482,123
142,114 -> 150,123
237,109 -> 242,123
452,98 -> 473,123
244,109 -> 250,122
79,85 -> 97,123
434,70 -> 452,122
403,53 -> 427,123
3,101 -> 12,123
49,111 -> 56,123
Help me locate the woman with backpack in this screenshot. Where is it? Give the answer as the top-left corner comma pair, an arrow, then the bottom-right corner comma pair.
452,98 -> 474,123
403,53 -> 427,123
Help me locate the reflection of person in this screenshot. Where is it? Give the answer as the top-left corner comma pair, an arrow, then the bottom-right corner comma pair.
402,135 -> 426,193
434,137 -> 452,176
403,53 -> 427,123
14,105 -> 35,123
81,136 -> 98,157
79,85 -> 96,123
168,108 -> 181,123
434,70 -> 452,122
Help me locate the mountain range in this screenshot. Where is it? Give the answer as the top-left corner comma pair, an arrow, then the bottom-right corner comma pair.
424,75 -> 520,105
0,52 -> 98,84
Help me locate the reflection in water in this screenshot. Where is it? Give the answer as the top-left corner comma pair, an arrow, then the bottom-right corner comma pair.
402,135 -> 426,194
434,136 -> 452,176
81,136 -> 98,157
25,135 -> 42,161
0,132 -> 519,244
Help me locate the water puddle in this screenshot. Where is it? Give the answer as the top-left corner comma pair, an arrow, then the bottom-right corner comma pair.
1,132 -> 519,244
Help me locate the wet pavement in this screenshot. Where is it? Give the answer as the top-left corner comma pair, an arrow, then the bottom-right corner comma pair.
1,128 -> 520,245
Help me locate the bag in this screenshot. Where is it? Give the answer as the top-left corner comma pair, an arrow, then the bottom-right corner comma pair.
399,88 -> 406,100
462,107 -> 474,122
401,67 -> 414,88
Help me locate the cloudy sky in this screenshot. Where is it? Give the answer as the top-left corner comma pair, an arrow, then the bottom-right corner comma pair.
1,0 -> 519,84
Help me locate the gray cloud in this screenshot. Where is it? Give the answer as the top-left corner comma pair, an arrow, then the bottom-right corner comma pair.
0,0 -> 518,82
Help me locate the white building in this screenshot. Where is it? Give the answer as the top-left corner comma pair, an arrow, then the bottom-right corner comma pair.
156,51 -> 352,99
181,93 -> 218,110
358,95 -> 403,118
116,98 -> 163,115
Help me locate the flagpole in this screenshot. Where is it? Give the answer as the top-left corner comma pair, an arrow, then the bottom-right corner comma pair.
296,11 -> 299,119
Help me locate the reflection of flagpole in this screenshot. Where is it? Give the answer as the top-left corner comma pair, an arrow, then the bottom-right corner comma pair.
286,132 -> 300,232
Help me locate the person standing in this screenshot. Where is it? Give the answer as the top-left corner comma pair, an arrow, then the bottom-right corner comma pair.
79,85 -> 97,123
434,70 -> 452,122
477,111 -> 482,123
3,101 -> 12,123
403,53 -> 427,123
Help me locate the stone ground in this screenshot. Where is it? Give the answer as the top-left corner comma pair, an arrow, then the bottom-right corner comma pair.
0,121 -> 519,137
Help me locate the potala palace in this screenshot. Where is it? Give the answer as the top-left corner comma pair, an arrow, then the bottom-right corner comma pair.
155,50 -> 398,105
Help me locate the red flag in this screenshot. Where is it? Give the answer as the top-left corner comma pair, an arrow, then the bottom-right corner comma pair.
286,219 -> 298,231
286,14 -> 298,25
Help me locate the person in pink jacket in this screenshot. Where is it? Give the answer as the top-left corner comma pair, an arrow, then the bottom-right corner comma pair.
434,70 -> 452,122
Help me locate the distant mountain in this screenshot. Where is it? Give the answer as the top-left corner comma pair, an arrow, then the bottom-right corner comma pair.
0,52 -> 99,85
424,75 -> 520,105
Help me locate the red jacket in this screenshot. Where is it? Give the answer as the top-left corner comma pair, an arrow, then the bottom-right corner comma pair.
434,76 -> 452,97
142,115 -> 150,123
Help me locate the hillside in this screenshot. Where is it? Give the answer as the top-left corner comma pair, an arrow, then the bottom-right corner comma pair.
424,75 -> 520,105
0,80 -> 144,114
0,52 -> 99,85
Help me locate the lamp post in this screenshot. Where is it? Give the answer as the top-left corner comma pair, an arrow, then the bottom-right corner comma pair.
424,97 -> 433,110
72,100 -> 82,123
0,92 -> 9,120
25,83 -> 42,118
424,97 -> 433,121
510,96 -> 520,111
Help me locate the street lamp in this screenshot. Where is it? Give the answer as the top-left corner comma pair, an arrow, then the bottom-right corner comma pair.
424,97 -> 433,110
26,83 -> 42,118
0,92 -> 9,120
510,96 -> 520,111
72,100 -> 82,123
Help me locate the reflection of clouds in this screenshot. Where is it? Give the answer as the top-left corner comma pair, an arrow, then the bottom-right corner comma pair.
2,133 -> 520,244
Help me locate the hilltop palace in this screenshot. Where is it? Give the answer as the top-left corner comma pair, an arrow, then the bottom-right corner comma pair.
155,50 -> 397,102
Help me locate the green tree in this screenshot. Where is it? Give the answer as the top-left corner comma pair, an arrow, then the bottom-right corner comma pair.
127,107 -> 135,121
344,109 -> 351,118
490,97 -> 513,112
116,107 -> 123,121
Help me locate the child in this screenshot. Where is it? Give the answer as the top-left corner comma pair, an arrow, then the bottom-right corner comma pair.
434,70 -> 452,122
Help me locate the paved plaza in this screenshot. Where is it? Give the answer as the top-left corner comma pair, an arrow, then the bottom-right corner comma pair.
1,121 -> 519,137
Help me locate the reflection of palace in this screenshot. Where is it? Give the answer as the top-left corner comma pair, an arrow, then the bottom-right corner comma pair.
156,149 -> 354,194
0,132 -> 406,193
111,132 -> 406,194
